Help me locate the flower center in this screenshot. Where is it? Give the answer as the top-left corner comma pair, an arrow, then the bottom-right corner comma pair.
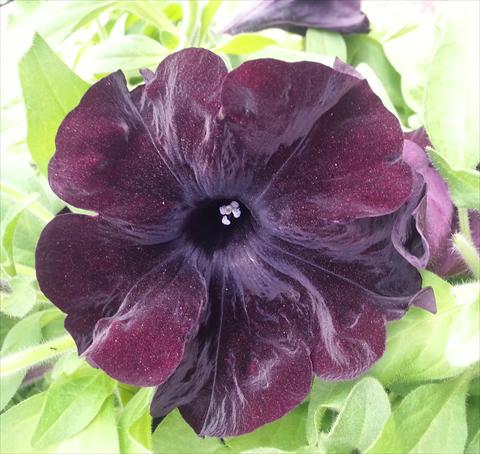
184,198 -> 254,252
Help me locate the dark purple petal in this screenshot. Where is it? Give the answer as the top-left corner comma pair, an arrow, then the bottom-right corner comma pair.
85,257 -> 207,387
35,214 -> 162,353
258,75 -> 411,223
311,292 -> 386,380
223,0 -> 369,35
391,140 -> 432,270
401,130 -> 480,276
50,72 -> 182,229
134,48 -> 229,198
258,245 -> 388,379
220,58 -> 360,196
178,269 -> 313,437
268,214 -> 434,321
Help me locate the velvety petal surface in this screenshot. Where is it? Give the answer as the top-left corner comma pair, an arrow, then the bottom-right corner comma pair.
224,0 -> 369,35
219,58 -> 361,197
85,257 -> 207,387
255,244 -> 390,379
50,72 -> 183,230
35,214 -> 162,353
179,267 -> 313,437
134,48 -> 229,198
258,75 -> 411,224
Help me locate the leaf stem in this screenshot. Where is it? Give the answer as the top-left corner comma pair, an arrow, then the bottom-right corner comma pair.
1,182 -> 53,224
458,208 -> 473,244
0,334 -> 76,377
453,232 -> 480,279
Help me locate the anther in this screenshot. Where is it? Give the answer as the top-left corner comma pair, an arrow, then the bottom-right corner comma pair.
219,200 -> 241,226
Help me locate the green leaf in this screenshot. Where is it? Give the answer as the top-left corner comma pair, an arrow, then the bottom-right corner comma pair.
231,47 -> 334,68
444,284 -> 480,367
428,148 -> 480,210
152,409 -> 223,454
424,4 -> 480,170
374,12 -> 437,119
79,34 -> 167,76
370,271 -> 477,384
0,393 -> 120,454
0,309 -> 58,411
368,373 -> 470,453
18,33 -> 90,175
226,403 -> 308,453
466,392 -> 480,454
0,392 -> 46,454
200,0 -> 223,45
118,1 -> 179,36
345,34 -> 411,122
306,379 -> 355,446
32,369 -> 116,448
52,397 -> 120,454
119,387 -> 155,454
467,432 -> 480,454
0,275 -> 36,317
355,63 -> 399,117
305,29 -> 347,61
0,189 -> 39,273
216,34 -> 277,55
321,377 -> 390,454
50,352 -> 85,380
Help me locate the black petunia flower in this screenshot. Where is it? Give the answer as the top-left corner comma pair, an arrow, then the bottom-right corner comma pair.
36,49 -> 433,437
223,0 -> 370,36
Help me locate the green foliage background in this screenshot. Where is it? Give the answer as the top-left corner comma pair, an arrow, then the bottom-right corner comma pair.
0,1 -> 479,453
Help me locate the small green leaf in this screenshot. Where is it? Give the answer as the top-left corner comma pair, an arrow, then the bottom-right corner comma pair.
306,379 -> 355,445
375,14 -> 437,119
355,63 -> 399,117
321,377 -> 390,454
0,309 -> 58,410
52,397 -> 120,454
466,392 -> 480,454
305,29 -> 347,61
152,409 -> 223,454
118,1 -> 179,36
32,369 -> 116,448
0,190 -> 39,274
0,275 -> 36,317
200,0 -> 223,45
424,4 -> 480,170
445,284 -> 480,367
119,387 -> 155,454
370,271 -> 476,384
0,392 -> 46,454
50,352 -> 85,380
428,148 -> 480,210
368,373 -> 470,453
216,34 -> 277,55
467,432 -> 480,454
0,393 -> 120,454
231,47 -> 334,68
18,33 -> 90,175
79,35 -> 167,76
226,403 -> 308,453
345,34 -> 411,123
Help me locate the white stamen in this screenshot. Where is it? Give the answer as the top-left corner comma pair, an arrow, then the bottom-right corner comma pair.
219,205 -> 227,215
231,200 -> 239,209
232,208 -> 241,218
221,215 -> 231,226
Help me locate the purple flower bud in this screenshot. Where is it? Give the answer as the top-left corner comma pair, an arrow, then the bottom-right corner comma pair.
223,0 -> 370,36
